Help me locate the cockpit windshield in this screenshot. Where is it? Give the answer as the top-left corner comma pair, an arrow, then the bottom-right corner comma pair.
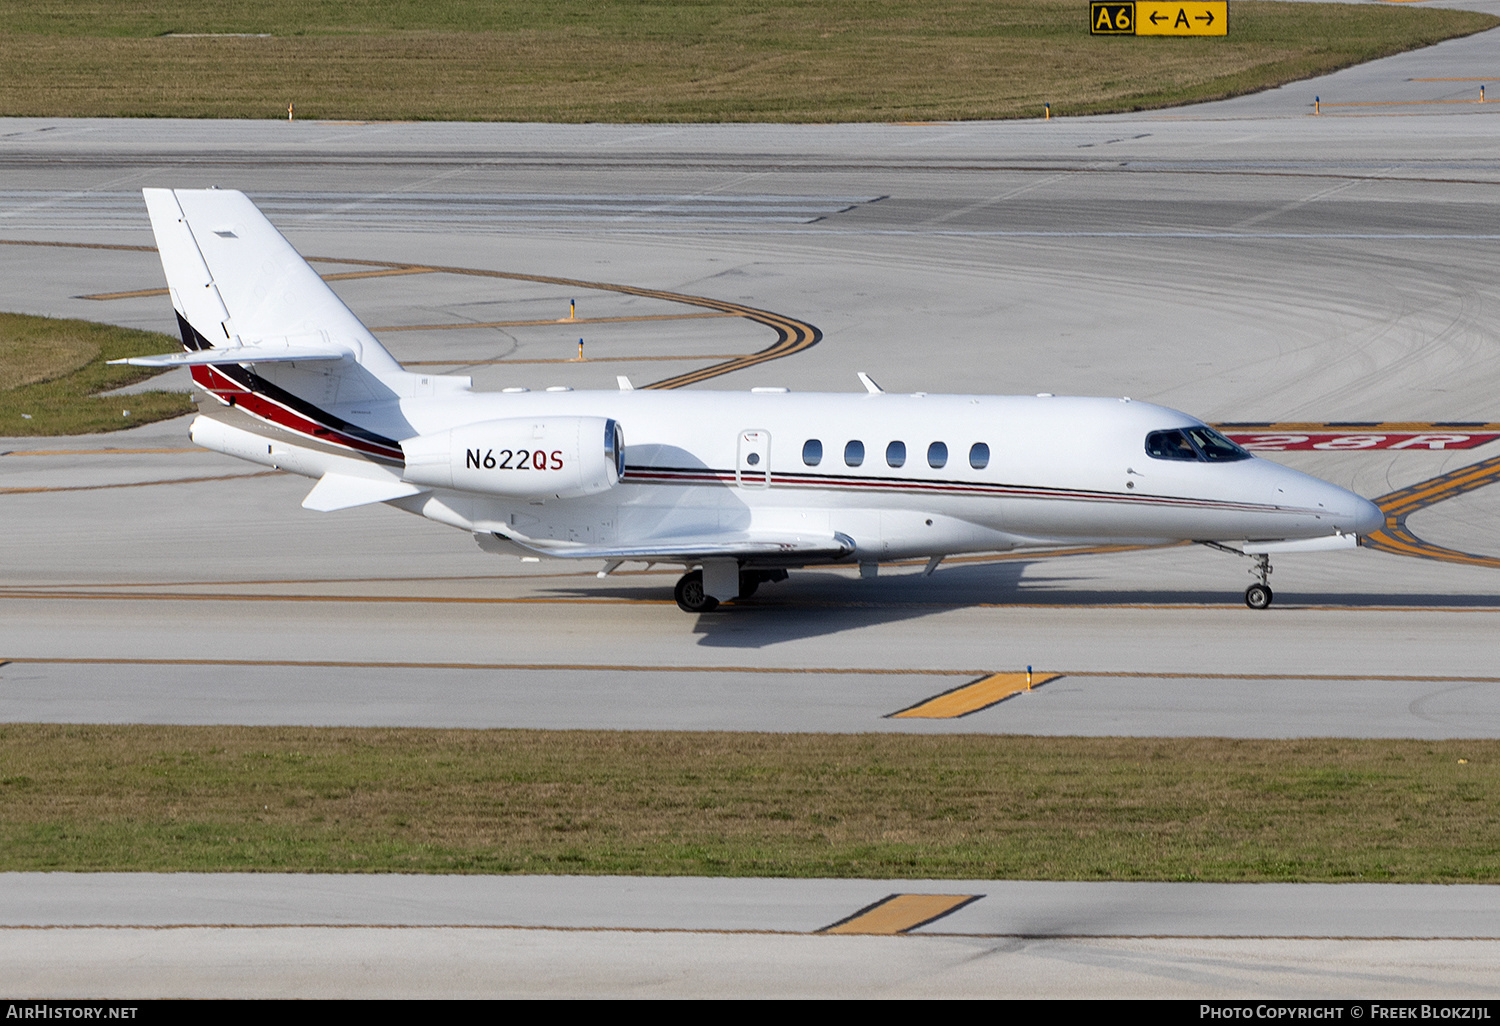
1145,427 -> 1251,463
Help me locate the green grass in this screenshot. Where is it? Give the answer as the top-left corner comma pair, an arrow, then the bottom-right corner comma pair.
2,724 -> 1498,880
0,312 -> 192,436
0,2 -> 1492,122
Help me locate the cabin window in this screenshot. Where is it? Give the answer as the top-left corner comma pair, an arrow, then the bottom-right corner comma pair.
802,439 -> 823,466
886,441 -> 906,468
927,441 -> 948,469
969,442 -> 990,470
844,440 -> 865,467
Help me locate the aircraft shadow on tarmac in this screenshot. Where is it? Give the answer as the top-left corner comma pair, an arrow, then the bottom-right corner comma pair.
546,560 -> 1500,649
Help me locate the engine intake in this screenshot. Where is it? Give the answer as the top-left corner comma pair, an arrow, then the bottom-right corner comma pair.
401,416 -> 624,499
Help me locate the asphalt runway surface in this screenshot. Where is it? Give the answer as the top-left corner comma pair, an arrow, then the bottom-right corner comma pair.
5,20 -> 1500,996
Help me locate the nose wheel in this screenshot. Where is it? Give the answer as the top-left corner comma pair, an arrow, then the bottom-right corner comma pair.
1243,552 -> 1273,609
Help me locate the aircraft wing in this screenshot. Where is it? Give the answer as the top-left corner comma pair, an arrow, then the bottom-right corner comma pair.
477,529 -> 855,563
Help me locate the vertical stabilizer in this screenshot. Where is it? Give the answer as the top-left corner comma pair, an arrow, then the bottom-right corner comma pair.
142,187 -> 407,378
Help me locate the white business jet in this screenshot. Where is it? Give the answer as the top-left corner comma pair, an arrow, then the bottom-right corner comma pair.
116,189 -> 1384,611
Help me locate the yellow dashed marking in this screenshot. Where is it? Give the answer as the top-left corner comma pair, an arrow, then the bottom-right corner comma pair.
821,894 -> 981,935
889,671 -> 1060,719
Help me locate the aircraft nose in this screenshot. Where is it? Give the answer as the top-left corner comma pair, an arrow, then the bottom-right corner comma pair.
1348,494 -> 1386,537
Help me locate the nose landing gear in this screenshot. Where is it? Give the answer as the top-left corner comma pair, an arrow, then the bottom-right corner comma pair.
1244,553 -> 1273,609
1198,542 -> 1275,610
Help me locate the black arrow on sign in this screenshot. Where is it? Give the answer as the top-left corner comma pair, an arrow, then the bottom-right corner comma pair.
1149,10 -> 1165,22
1196,10 -> 1214,23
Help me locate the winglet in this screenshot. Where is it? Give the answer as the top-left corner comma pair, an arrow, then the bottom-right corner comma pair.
857,372 -> 884,394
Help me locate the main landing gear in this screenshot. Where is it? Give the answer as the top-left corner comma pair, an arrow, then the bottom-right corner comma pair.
673,568 -> 789,612
1199,542 -> 1274,610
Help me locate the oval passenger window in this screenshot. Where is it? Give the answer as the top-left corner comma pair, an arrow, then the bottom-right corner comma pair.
969,442 -> 990,470
802,439 -> 822,466
927,441 -> 948,469
886,440 -> 906,468
844,440 -> 865,467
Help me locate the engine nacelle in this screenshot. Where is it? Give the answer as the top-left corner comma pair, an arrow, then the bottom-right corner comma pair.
401,416 -> 624,499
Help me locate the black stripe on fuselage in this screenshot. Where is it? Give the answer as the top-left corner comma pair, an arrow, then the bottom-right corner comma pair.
175,311 -> 402,455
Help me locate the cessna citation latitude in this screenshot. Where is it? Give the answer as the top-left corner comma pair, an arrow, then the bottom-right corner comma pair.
117,189 -> 1384,612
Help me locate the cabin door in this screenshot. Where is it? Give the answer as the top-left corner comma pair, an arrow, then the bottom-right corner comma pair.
736,430 -> 771,489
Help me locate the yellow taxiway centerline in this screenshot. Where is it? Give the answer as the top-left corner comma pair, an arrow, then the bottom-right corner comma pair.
821,894 -> 982,935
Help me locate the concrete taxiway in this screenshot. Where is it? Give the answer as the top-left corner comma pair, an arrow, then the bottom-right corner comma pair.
5,21 -> 1500,997
5,874 -> 1500,998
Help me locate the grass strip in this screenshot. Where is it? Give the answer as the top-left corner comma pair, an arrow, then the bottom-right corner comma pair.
0,2 -> 1493,122
2,724 -> 1497,881
0,313 -> 192,436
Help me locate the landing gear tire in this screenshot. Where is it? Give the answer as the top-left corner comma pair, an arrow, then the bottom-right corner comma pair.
674,570 -> 719,613
1245,583 -> 1273,610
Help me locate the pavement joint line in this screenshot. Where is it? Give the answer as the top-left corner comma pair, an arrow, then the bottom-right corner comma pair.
820,894 -> 984,935
1321,99 -> 1493,108
0,924 -> 1492,940
1,448 -> 200,456
374,312 -> 740,331
5,658 -> 1500,683
79,266 -> 441,301
0,657 -> 983,675
401,354 -> 745,365
0,471 -> 280,495
3,591 -> 1500,611
889,672 -> 1063,719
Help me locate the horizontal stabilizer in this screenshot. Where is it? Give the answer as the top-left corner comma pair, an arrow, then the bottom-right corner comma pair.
110,343 -> 348,368
478,530 -> 855,563
302,473 -> 428,512
1242,533 -> 1359,554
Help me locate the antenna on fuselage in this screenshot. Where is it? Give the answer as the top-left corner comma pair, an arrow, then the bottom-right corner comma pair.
857,372 -> 884,394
